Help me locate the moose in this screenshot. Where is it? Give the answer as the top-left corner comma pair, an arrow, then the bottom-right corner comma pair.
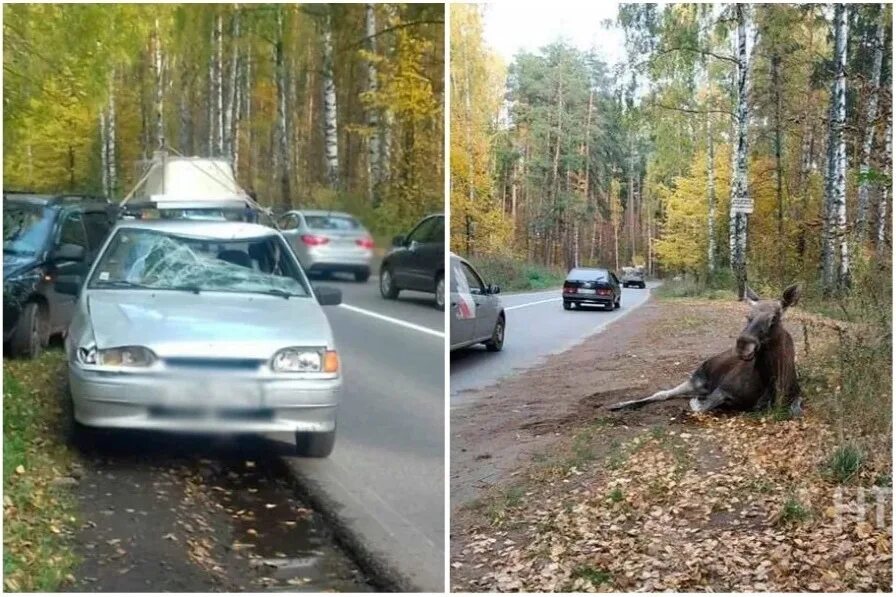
608,284 -> 803,416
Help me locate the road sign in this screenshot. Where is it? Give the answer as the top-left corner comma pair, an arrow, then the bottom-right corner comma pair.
731,196 -> 753,214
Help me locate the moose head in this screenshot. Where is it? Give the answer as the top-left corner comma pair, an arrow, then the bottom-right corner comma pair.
736,284 -> 802,361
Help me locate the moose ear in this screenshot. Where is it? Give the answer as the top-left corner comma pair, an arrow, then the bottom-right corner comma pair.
781,283 -> 802,309
743,287 -> 760,305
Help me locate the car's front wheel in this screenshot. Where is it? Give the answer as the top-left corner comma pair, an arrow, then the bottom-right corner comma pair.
485,314 -> 505,352
563,301 -> 572,310
11,302 -> 48,359
295,429 -> 336,458
379,267 -> 400,299
434,273 -> 445,311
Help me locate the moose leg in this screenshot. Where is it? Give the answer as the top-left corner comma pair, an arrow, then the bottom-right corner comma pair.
607,379 -> 697,411
689,388 -> 729,413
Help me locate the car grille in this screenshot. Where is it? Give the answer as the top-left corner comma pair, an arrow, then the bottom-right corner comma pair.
163,358 -> 264,371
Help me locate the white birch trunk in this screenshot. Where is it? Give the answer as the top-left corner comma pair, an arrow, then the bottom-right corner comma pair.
100,108 -> 108,197
856,4 -> 884,237
322,10 -> 339,189
275,8 -> 290,207
208,25 -> 215,155
215,13 -> 224,156
153,18 -> 164,149
365,3 -> 381,203
878,114 -> 891,247
832,4 -> 849,288
224,7 -> 240,162
232,53 -> 242,176
108,73 -> 116,196
245,44 -> 252,184
730,4 -> 750,298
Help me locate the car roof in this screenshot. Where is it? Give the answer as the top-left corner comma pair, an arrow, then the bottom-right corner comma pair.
112,219 -> 278,240
296,209 -> 357,219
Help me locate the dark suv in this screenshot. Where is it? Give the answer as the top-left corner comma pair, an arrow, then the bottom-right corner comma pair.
379,213 -> 445,309
562,267 -> 622,311
3,193 -> 116,357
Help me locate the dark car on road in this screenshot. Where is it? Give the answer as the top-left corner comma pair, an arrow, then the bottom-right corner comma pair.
3,193 -> 115,358
562,267 -> 622,311
380,213 -> 445,310
621,266 -> 647,288
449,253 -> 505,352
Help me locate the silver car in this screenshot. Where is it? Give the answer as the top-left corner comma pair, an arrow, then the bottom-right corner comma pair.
449,254 -> 505,352
277,210 -> 374,282
58,220 -> 343,457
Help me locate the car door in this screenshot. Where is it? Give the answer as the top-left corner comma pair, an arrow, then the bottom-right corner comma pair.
49,210 -> 91,331
462,261 -> 499,341
395,216 -> 436,290
450,257 -> 475,348
414,215 -> 445,292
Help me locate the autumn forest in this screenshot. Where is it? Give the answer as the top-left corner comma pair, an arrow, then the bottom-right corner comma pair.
3,3 -> 444,236
450,3 -> 892,299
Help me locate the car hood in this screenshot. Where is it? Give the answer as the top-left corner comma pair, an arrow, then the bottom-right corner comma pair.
85,290 -> 334,359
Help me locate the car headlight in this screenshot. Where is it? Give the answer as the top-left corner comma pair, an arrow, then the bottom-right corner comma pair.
271,348 -> 339,373
79,345 -> 156,367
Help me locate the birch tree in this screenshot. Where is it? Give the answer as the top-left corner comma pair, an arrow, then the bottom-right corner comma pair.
730,4 -> 750,299
856,4 -> 884,239
826,3 -> 849,292
365,3 -> 381,204
322,8 -> 339,189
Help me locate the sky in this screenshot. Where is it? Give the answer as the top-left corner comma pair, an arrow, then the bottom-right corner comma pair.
480,1 -> 627,68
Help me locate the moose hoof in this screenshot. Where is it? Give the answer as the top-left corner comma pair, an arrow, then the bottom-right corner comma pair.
689,397 -> 709,412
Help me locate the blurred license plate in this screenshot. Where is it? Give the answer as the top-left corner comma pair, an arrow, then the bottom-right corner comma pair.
166,380 -> 261,407
578,289 -> 597,295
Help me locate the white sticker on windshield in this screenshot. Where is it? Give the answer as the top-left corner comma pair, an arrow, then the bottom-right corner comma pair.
99,272 -> 110,281
452,262 -> 476,320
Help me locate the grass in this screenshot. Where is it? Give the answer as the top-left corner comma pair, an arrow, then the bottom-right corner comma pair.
777,496 -> 812,526
571,565 -> 612,586
607,487 -> 625,503
458,253 -> 566,292
823,442 -> 866,484
3,350 -> 79,591
654,270 -> 735,300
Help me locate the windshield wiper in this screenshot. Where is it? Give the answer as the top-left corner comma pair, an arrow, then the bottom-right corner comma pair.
171,284 -> 203,294
255,288 -> 302,299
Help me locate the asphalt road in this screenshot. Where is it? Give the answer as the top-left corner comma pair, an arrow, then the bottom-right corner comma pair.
450,282 -> 659,402
278,270 -> 445,591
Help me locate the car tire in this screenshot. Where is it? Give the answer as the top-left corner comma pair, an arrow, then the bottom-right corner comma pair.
379,267 -> 399,299
434,273 -> 445,311
354,268 -> 371,283
295,429 -> 336,458
485,314 -> 505,352
563,301 -> 572,310
614,296 -> 621,309
641,282 -> 647,289
11,302 -> 47,359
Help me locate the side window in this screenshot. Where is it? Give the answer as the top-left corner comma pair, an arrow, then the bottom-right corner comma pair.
461,263 -> 486,295
278,214 -> 299,230
407,217 -> 435,244
426,216 -> 445,244
610,273 -> 620,285
83,212 -> 112,250
59,213 -> 88,248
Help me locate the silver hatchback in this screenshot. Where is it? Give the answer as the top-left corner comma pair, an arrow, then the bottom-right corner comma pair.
278,210 -> 374,282
58,220 -> 344,457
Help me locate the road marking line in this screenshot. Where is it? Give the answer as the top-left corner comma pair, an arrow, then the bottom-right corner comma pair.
505,297 -> 560,311
339,303 -> 445,338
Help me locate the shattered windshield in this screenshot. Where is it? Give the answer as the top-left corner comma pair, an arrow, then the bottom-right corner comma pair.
88,228 -> 309,297
4,204 -> 53,255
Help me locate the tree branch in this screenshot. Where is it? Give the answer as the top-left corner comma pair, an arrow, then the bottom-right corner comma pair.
645,102 -> 735,117
340,20 -> 444,53
654,46 -> 738,64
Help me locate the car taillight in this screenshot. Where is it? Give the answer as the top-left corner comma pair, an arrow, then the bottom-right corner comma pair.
301,234 -> 330,246
563,285 -> 575,293
597,288 -> 610,296
356,237 -> 375,249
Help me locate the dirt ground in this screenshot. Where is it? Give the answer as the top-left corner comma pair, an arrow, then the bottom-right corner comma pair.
450,297 -> 892,592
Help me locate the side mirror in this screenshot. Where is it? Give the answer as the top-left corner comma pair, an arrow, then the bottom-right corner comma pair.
52,243 -> 85,262
314,285 -> 342,306
391,235 -> 406,247
489,284 -> 501,295
55,274 -> 83,296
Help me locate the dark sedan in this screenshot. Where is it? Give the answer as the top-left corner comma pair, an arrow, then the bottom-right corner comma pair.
379,213 -> 445,310
562,267 -> 622,311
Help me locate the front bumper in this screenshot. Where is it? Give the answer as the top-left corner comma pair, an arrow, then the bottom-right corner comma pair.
69,363 -> 340,433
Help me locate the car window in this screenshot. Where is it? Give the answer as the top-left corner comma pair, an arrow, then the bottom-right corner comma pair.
610,273 -> 620,284
88,228 -> 309,297
83,212 -> 112,250
59,212 -> 88,248
407,217 -> 437,244
278,214 -> 299,230
568,268 -> 606,281
3,203 -> 54,256
425,216 -> 444,244
461,262 -> 485,295
304,214 -> 360,231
